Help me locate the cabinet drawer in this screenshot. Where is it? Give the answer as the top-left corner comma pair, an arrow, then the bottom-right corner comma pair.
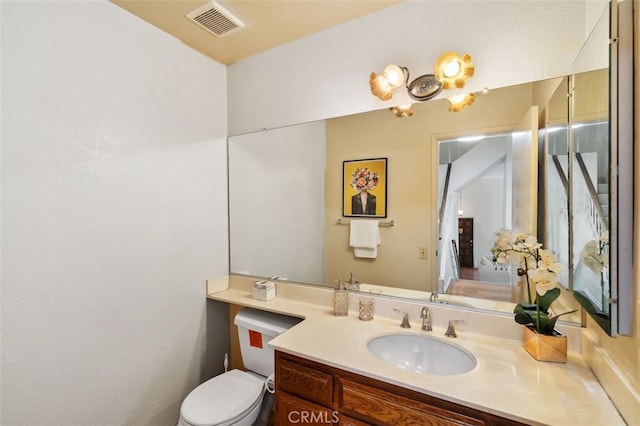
338,414 -> 371,426
277,358 -> 333,407
276,391 -> 338,425
338,377 -> 486,426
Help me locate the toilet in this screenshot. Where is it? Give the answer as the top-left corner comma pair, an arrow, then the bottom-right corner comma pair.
178,308 -> 302,426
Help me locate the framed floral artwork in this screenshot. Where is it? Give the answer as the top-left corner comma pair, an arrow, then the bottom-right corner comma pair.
343,158 -> 387,218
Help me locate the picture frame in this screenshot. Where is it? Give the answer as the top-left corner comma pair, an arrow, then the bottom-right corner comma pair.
343,158 -> 387,218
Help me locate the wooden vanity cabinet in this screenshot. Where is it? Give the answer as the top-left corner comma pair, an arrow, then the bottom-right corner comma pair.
275,351 -> 527,426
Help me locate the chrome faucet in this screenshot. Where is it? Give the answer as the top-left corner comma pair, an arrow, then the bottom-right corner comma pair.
420,306 -> 432,331
393,308 -> 411,328
429,291 -> 439,302
346,272 -> 360,291
445,320 -> 465,338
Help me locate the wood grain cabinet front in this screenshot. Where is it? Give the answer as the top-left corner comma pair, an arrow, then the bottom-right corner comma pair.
276,357 -> 333,407
275,351 -> 527,426
275,391 -> 338,426
337,377 -> 484,426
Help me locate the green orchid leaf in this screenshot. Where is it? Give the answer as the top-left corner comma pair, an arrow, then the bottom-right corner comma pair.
535,287 -> 561,312
548,309 -> 579,331
538,315 -> 556,335
522,310 -> 553,334
514,304 -> 531,324
514,304 -> 556,334
518,303 -> 538,311
547,316 -> 560,331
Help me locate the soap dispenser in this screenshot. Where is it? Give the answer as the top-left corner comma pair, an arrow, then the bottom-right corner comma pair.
334,278 -> 349,316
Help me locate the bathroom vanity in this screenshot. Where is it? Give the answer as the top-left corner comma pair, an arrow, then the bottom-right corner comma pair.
208,276 -> 625,425
276,350 -> 525,425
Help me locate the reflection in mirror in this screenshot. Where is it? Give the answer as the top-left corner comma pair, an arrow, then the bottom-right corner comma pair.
435,97 -> 581,325
437,132 -> 525,305
325,81 -> 546,314
228,121 -> 327,284
229,77 -> 583,323
543,76 -> 570,291
227,1 -> 632,336
565,0 -> 635,336
570,68 -> 611,331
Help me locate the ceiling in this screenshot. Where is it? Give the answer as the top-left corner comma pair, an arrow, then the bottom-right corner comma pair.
111,0 -> 401,65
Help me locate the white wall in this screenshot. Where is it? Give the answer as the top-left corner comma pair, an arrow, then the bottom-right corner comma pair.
1,2 -> 229,425
462,173 -> 506,268
228,1 -> 590,135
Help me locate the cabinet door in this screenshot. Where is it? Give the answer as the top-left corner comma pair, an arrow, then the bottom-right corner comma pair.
276,391 -> 338,425
338,377 -> 485,426
277,358 -> 333,407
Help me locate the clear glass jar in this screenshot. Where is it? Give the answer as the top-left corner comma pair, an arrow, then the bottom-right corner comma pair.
358,297 -> 374,321
333,289 -> 349,316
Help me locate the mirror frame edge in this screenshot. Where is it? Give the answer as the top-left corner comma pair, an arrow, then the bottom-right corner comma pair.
610,0 -> 634,336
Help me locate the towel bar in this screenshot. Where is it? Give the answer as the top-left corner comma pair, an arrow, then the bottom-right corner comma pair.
336,218 -> 394,227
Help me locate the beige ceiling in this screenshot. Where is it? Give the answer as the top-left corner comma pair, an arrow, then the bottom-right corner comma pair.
111,0 -> 401,65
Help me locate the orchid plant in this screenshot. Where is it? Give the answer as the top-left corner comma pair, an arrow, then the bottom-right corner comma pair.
580,231 -> 609,274
491,229 -> 576,335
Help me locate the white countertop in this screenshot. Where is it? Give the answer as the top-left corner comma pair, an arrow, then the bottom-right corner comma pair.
208,277 -> 625,426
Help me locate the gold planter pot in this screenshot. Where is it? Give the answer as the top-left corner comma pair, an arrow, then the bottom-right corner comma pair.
522,325 -> 567,363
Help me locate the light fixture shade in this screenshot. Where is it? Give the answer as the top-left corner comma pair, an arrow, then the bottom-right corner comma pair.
369,64 -> 406,101
435,52 -> 474,89
370,72 -> 393,100
447,93 -> 476,112
390,104 -> 414,117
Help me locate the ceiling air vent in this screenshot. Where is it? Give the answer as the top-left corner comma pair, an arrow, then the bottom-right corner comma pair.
186,1 -> 245,38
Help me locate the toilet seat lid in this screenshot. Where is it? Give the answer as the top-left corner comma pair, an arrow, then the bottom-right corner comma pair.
181,369 -> 264,426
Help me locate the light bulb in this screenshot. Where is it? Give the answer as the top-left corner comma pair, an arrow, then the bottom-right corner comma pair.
383,64 -> 405,88
443,60 -> 461,78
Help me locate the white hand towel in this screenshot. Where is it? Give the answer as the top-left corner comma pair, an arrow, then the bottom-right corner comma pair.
349,220 -> 381,258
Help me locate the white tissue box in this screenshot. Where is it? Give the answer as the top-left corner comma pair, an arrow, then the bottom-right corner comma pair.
252,281 -> 276,301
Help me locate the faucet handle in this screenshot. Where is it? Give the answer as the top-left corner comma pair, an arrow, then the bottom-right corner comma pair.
420,306 -> 432,331
445,319 -> 465,338
420,306 -> 428,318
393,308 -> 411,328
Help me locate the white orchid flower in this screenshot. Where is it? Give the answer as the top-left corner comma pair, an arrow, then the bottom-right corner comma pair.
527,268 -> 558,296
580,240 -> 599,258
538,249 -> 563,273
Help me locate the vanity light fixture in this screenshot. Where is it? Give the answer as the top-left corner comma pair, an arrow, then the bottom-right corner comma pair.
447,93 -> 476,113
369,64 -> 406,101
370,65 -> 443,102
434,52 -> 475,89
390,104 -> 414,117
369,52 -> 475,116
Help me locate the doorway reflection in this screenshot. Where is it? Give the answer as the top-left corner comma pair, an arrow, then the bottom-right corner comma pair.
438,132 -> 520,303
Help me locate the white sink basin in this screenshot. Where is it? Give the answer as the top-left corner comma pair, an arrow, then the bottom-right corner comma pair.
367,333 -> 477,376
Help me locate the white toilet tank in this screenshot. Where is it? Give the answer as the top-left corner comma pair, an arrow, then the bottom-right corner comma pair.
234,308 -> 302,378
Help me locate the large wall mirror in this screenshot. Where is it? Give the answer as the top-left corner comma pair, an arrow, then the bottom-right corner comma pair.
228,1 -> 633,336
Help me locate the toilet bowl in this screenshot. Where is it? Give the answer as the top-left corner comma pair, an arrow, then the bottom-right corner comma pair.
178,308 -> 301,426
178,370 -> 265,426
